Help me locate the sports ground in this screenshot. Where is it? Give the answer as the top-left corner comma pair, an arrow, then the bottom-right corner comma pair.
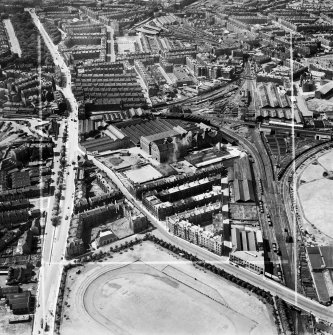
298,149 -> 333,240
60,242 -> 277,335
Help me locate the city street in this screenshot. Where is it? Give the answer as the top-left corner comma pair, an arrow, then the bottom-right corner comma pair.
90,154 -> 333,323
27,7 -> 333,332
29,9 -> 79,335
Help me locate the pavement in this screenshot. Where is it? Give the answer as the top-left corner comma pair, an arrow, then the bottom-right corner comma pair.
29,9 -> 79,335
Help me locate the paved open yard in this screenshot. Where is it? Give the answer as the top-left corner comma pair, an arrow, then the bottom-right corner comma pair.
60,242 -> 277,335
124,164 -> 163,184
99,152 -> 143,171
298,149 -> 333,241
116,36 -> 141,53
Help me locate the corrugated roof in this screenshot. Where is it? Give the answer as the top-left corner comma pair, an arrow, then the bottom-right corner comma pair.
296,95 -> 313,117
320,246 -> 333,269
307,246 -> 320,254
142,129 -> 180,143
312,272 -> 330,303
247,231 -> 257,251
308,253 -> 324,270
233,179 -> 241,202
241,231 -> 248,251
231,228 -> 241,250
242,179 -> 255,202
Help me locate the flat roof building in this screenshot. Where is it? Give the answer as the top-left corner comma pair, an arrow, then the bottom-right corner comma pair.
306,246 -> 333,304
230,251 -> 265,274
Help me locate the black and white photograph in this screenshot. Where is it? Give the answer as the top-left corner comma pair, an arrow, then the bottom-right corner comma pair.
0,0 -> 333,334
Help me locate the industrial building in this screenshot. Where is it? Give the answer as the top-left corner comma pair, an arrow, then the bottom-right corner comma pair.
306,246 -> 333,305
231,227 -> 259,252
230,155 -> 255,202
141,127 -> 188,163
229,251 -> 265,274
315,82 -> 333,99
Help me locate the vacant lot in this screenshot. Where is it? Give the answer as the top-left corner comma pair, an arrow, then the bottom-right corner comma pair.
0,301 -> 31,335
60,242 -> 277,335
230,203 -> 258,221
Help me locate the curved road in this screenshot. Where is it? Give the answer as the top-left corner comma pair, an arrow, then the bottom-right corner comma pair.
90,154 -> 333,323
28,8 -> 333,326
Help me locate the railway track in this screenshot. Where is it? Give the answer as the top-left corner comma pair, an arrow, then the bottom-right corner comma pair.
155,80 -> 240,110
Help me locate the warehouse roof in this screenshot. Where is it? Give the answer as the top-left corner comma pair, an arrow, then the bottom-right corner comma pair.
296,95 -> 313,118
320,246 -> 333,269
233,179 -> 255,202
312,272 -> 331,303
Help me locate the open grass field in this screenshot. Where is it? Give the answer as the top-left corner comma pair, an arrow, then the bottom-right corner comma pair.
298,150 -> 333,240
60,242 -> 277,335
299,163 -> 325,183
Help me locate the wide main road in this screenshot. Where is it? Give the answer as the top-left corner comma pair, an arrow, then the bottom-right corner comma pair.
29,9 -> 79,335
29,9 -> 333,323
90,154 -> 333,323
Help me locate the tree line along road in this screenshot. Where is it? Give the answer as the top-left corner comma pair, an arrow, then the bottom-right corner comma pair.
90,154 -> 333,323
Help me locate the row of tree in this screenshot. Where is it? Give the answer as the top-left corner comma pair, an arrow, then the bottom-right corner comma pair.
10,12 -> 53,68
78,234 -> 275,306
72,234 -> 296,335
52,140 -> 68,226
54,263 -> 79,334
275,297 -> 295,335
145,234 -> 275,303
43,21 -> 62,45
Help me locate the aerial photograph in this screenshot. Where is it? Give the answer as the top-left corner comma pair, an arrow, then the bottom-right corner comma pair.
0,0 -> 333,334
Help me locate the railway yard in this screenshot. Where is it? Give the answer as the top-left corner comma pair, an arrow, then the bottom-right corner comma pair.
1,0 -> 333,334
